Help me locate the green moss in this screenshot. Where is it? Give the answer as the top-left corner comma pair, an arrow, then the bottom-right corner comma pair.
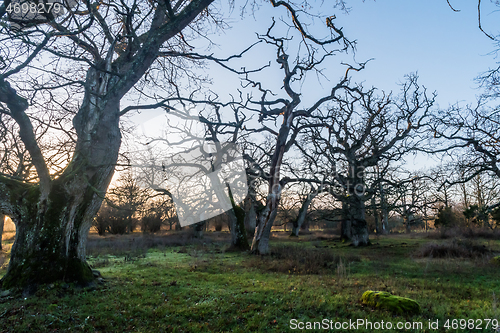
361,290 -> 421,315
65,258 -> 94,286
491,256 -> 500,265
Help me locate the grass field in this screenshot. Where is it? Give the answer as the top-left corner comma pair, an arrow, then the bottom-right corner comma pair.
0,230 -> 499,332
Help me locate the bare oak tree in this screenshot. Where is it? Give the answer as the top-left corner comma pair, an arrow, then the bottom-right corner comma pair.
240,14 -> 359,254
299,75 -> 434,244
0,0 -> 215,292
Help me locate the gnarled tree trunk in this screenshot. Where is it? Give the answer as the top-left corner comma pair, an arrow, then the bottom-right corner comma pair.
340,200 -> 351,241
290,192 -> 316,237
341,162 -> 370,246
243,196 -> 257,237
193,221 -> 206,238
372,195 -> 380,234
0,0 -> 214,293
251,193 -> 279,254
1,96 -> 121,292
347,194 -> 369,246
227,186 -> 249,251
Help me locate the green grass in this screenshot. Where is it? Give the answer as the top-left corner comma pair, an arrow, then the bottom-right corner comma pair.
0,232 -> 499,332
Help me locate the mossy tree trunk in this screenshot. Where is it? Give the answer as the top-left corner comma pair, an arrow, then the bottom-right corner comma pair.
227,185 -> 249,251
347,194 -> 369,246
0,214 -> 4,250
193,221 -> 205,238
341,163 -> 369,246
0,0 -> 214,293
0,97 -> 121,292
243,196 -> 257,237
372,194 -> 380,234
340,200 -> 351,241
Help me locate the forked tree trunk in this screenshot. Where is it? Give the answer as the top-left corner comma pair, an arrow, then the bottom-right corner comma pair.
1,66 -> 120,292
251,193 -> 279,254
1,101 -> 121,292
0,0 -> 214,293
250,133 -> 288,253
291,192 -> 316,237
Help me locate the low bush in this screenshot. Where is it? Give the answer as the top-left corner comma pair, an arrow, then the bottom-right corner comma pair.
414,238 -> 491,259
141,212 -> 163,233
244,244 -> 360,274
86,232 -> 211,257
427,227 -> 500,240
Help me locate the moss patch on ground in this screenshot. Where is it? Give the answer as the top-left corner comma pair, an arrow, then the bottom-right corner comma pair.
361,290 -> 421,315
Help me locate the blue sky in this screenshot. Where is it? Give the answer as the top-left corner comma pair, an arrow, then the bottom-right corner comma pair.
133,0 -> 499,122
201,0 -> 499,109
128,0 -> 499,175
337,0 -> 499,108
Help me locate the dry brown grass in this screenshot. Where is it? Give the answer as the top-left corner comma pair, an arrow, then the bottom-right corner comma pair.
426,227 -> 500,240
86,230 -> 227,257
414,238 -> 493,259
244,244 -> 360,275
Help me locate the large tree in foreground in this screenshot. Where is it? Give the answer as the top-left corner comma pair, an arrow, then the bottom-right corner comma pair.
0,0 -> 214,292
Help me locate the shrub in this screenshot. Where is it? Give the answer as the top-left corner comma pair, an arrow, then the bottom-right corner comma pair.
426,227 -> 500,240
415,238 -> 491,259
434,206 -> 455,228
141,211 -> 163,233
244,244 -> 360,275
463,205 -> 490,228
491,207 -> 500,226
93,202 -> 138,235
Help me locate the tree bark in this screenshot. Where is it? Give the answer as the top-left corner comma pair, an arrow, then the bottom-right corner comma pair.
243,196 -> 257,237
0,214 -> 4,251
0,0 -> 214,292
250,106 -> 295,254
403,204 -> 411,234
227,186 -> 249,251
341,163 -> 370,246
379,182 -> 389,234
291,192 -> 316,237
340,200 -> 351,241
372,195 -> 380,235
193,221 -> 205,238
1,98 -> 121,292
346,194 -> 370,246
251,194 -> 279,254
